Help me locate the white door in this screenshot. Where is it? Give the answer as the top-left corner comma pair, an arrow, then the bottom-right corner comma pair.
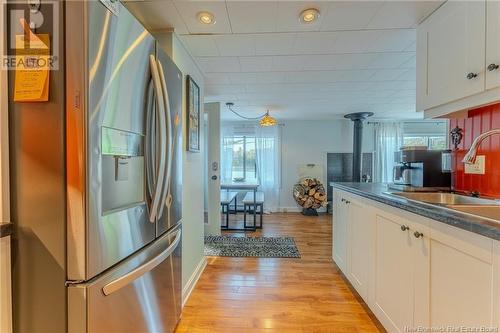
333,192 -> 349,273
420,0 -> 486,109
372,213 -> 414,332
204,102 -> 221,236
347,199 -> 372,302
486,0 -> 500,90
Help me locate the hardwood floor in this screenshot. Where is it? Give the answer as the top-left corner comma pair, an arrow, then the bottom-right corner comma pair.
175,212 -> 384,333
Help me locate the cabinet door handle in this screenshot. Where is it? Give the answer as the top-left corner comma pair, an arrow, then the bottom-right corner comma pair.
345,200 -> 350,204
487,63 -> 499,72
466,72 -> 478,80
400,225 -> 409,231
414,231 -> 423,238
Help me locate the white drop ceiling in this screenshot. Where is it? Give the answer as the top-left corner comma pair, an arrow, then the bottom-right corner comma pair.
125,1 -> 444,121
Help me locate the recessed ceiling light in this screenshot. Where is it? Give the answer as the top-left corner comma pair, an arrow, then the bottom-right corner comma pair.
299,8 -> 320,24
197,11 -> 216,25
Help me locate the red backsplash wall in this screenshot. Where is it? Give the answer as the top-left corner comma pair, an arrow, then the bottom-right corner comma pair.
449,103 -> 500,198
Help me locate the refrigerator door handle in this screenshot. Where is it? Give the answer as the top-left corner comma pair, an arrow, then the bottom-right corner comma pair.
102,229 -> 181,296
145,79 -> 156,199
148,55 -> 167,223
156,60 -> 173,221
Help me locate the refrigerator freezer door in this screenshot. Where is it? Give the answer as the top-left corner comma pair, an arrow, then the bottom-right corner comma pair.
68,225 -> 182,333
155,48 -> 183,237
67,0 -> 157,281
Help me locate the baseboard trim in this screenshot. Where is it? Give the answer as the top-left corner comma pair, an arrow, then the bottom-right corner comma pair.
182,256 -> 207,307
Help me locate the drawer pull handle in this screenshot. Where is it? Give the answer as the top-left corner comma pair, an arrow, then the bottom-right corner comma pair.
400,225 -> 409,231
487,63 -> 499,72
466,72 -> 478,80
414,231 -> 423,238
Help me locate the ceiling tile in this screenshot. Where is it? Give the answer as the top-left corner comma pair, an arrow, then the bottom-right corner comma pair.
367,52 -> 415,69
205,84 -> 246,95
271,55 -> 308,72
180,35 -> 219,57
124,1 -> 189,34
226,1 -> 278,33
254,33 -> 297,56
320,1 -> 384,31
365,30 -> 416,53
204,73 -> 231,85
213,35 -> 256,56
331,30 -> 382,53
228,72 -> 287,84
366,1 -> 444,29
173,1 -> 231,34
292,32 -> 338,55
196,57 -> 240,73
395,69 -> 416,81
369,69 -> 409,81
239,56 -> 273,72
303,54 -> 376,71
399,55 -> 416,69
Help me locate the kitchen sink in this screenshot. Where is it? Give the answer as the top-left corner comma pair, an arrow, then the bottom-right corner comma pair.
385,192 -> 499,205
446,205 -> 500,222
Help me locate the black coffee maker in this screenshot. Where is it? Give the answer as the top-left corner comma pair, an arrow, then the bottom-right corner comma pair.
390,149 -> 451,191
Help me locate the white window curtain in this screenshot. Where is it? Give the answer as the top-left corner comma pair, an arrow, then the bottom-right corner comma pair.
220,124 -> 234,184
255,125 -> 281,213
220,122 -> 281,212
374,122 -> 404,183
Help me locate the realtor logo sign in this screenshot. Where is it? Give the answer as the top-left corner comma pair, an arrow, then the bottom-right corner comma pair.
2,0 -> 59,70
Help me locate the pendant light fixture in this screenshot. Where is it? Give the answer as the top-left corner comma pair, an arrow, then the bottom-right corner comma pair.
259,111 -> 278,127
226,103 -> 277,127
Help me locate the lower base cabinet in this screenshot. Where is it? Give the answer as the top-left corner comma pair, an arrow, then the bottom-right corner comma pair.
427,222 -> 497,328
372,213 -> 418,332
332,189 -> 500,333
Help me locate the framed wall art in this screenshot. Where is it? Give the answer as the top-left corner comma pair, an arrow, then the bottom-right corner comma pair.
186,75 -> 200,152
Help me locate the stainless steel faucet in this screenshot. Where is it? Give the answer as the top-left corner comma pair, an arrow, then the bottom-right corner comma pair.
462,128 -> 500,164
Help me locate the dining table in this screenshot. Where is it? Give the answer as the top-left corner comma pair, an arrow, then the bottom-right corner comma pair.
220,180 -> 260,231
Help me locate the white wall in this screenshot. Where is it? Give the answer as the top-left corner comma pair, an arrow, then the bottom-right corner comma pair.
279,120 -> 374,211
156,32 -> 205,291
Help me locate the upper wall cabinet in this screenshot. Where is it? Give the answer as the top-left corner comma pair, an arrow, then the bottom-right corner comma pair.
486,0 -> 500,90
417,1 -> 486,112
417,0 -> 500,118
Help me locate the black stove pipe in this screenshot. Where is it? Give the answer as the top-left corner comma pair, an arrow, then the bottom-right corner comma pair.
344,112 -> 373,182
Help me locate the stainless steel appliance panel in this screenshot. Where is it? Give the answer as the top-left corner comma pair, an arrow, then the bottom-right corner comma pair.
68,225 -> 182,333
86,1 -> 156,279
155,48 -> 183,236
8,1 -> 67,331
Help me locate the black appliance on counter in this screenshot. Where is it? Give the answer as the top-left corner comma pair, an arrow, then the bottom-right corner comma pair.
389,149 -> 451,191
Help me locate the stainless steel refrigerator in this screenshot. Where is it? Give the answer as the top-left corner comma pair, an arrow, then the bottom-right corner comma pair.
8,1 -> 183,332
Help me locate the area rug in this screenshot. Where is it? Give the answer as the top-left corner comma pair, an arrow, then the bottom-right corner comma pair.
204,235 -> 301,258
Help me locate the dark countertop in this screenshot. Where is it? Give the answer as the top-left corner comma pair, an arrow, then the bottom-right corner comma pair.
0,222 -> 13,238
331,182 -> 500,241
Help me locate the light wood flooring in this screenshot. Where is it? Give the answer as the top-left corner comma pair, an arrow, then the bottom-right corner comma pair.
175,212 -> 384,333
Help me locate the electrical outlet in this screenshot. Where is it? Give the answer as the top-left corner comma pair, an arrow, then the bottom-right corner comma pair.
465,155 -> 486,174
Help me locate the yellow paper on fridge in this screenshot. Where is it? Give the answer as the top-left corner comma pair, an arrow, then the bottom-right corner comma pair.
13,34 -> 50,102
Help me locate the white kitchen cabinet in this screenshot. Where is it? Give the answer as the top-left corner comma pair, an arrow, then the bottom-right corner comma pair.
332,192 -> 349,273
426,221 -> 497,328
417,0 -> 486,111
486,0 -> 500,90
0,236 -> 12,333
371,210 -> 429,332
346,198 -> 372,302
331,187 -> 500,332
